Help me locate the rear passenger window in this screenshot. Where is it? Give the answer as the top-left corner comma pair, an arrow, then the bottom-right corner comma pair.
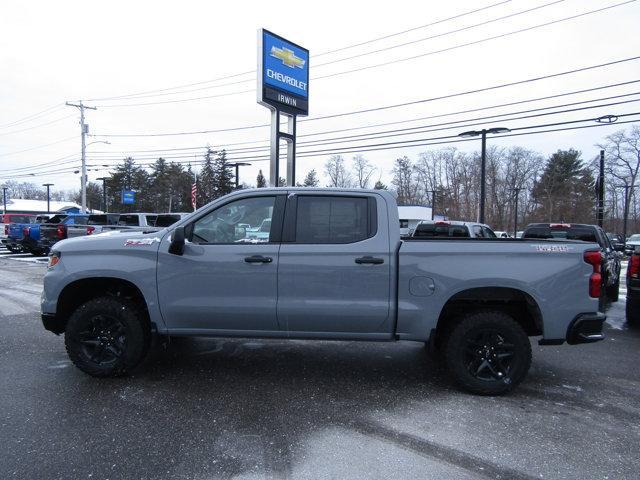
295,196 -> 372,244
118,215 -> 140,226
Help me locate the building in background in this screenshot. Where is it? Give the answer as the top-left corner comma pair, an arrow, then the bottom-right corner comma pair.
398,206 -> 436,236
1,199 -> 98,215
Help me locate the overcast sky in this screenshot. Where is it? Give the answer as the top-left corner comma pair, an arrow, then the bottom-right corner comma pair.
1,0 -> 639,192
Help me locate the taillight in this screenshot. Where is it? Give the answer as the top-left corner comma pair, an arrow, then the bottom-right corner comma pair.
56,225 -> 66,240
551,223 -> 571,229
630,255 -> 640,280
4,225 -> 8,235
584,250 -> 602,298
86,226 -> 95,235
22,226 -> 30,237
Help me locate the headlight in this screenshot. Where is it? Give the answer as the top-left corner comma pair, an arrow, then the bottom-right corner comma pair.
48,251 -> 61,269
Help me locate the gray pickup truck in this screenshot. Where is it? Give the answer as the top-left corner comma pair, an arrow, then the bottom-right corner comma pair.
41,188 -> 606,395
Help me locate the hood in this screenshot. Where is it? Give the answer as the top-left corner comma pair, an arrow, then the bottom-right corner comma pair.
54,229 -> 168,253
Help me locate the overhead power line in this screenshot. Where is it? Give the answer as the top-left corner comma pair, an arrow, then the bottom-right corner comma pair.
92,0 -> 636,108
0,104 -> 64,129
86,80 -> 640,155
6,115 -> 640,180
92,55 -> 640,137
87,0 -> 560,103
85,94 -> 640,161
84,0 -> 513,102
0,114 -> 77,137
0,136 -> 77,157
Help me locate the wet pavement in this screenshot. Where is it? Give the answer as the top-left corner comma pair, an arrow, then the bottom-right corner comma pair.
0,257 -> 639,479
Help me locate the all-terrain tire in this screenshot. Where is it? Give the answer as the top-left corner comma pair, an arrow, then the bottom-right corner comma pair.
444,310 -> 532,395
65,296 -> 150,377
627,297 -> 640,328
606,281 -> 620,302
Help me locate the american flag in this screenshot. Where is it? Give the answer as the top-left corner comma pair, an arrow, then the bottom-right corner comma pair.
191,181 -> 197,210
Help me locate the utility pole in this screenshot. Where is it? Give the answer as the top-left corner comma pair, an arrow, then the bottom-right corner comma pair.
425,190 -> 437,220
458,127 -> 510,224
96,177 -> 107,212
42,183 -> 54,214
510,187 -> 522,237
596,150 -> 605,227
2,186 -> 7,214
66,101 -> 97,213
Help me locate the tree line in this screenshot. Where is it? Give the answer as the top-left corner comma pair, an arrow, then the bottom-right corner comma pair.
3,126 -> 639,234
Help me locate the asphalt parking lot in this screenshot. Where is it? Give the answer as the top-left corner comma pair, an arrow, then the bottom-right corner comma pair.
0,252 -> 639,480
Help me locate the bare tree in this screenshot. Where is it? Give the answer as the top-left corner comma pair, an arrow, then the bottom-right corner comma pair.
599,126 -> 640,234
324,155 -> 353,187
391,156 -> 420,205
352,155 -> 376,189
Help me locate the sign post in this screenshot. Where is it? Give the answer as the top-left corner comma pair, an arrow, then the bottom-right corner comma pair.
257,29 -> 309,187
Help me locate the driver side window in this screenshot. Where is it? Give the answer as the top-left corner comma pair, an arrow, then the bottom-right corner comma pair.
190,196 -> 276,244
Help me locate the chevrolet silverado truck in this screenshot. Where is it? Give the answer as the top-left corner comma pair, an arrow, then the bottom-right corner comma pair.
41,188 -> 606,395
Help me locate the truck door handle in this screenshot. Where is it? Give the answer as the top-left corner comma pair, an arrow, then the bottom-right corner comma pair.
244,255 -> 273,264
355,256 -> 384,265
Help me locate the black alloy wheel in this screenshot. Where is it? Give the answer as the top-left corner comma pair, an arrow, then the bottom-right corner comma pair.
444,310 -> 531,395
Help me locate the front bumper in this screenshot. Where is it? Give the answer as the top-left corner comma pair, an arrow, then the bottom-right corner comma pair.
566,312 -> 606,345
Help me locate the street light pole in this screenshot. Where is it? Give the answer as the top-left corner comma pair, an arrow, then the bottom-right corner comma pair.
42,183 -> 54,214
459,127 -> 510,224
425,190 -> 437,220
509,187 -> 522,237
596,150 -> 605,228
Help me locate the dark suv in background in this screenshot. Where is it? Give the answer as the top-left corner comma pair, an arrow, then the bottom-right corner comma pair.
523,223 -> 622,301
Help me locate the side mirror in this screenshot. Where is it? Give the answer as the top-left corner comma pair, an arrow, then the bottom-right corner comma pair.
169,226 -> 185,255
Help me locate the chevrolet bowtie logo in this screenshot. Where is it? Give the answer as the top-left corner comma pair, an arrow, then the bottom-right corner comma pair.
270,46 -> 305,69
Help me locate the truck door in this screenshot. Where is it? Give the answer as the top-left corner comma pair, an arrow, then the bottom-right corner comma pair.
156,193 -> 285,333
277,193 -> 392,336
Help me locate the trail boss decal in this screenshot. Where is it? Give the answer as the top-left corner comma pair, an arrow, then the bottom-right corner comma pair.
124,238 -> 161,247
533,245 -> 572,253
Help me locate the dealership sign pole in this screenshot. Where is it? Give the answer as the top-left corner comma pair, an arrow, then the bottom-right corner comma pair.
257,29 -> 309,187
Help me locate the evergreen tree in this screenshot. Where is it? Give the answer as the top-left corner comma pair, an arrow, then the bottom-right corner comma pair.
303,169 -> 319,187
197,148 -> 216,206
211,149 -> 234,199
256,170 -> 267,188
532,149 -> 595,222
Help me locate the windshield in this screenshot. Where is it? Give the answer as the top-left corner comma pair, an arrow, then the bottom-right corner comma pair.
629,234 -> 640,242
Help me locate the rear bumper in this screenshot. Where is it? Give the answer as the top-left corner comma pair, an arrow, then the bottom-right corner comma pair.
41,313 -> 65,335
566,312 -> 606,345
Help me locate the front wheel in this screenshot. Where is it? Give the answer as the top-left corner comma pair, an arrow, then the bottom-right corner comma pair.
65,296 -> 150,377
444,310 -> 532,395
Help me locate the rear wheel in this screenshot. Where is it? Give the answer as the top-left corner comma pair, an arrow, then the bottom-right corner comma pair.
65,296 -> 150,377
627,297 -> 640,328
6,245 -> 21,253
444,310 -> 531,395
